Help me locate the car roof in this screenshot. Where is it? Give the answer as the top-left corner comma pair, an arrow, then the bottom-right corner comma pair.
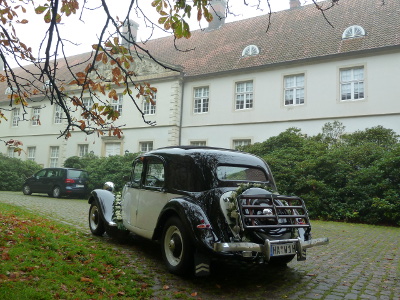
143,146 -> 267,167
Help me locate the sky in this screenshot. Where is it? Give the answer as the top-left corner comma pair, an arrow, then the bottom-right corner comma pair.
9,0 -> 318,66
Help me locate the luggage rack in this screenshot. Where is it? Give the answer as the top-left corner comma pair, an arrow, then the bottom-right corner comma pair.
237,194 -> 312,230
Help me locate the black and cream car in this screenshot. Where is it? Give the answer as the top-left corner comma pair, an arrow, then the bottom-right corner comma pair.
88,147 -> 328,276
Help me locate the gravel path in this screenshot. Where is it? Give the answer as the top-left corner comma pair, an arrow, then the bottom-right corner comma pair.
1,191 -> 399,300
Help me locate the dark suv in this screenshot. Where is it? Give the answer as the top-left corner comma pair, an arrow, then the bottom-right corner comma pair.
23,168 -> 89,198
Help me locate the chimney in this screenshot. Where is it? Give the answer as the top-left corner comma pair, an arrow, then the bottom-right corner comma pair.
208,0 -> 226,31
290,0 -> 301,9
122,19 -> 139,46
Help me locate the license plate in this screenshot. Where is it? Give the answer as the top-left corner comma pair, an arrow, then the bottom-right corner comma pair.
76,184 -> 84,188
271,243 -> 296,256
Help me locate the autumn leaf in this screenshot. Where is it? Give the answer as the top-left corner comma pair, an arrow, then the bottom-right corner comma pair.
80,277 -> 93,283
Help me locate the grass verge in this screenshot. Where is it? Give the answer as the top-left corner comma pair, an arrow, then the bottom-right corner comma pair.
0,203 -> 154,300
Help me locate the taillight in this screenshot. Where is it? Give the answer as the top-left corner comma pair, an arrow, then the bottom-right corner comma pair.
196,219 -> 211,229
65,178 -> 75,183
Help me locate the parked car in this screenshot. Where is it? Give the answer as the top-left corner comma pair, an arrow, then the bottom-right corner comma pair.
88,147 -> 328,276
23,167 -> 89,198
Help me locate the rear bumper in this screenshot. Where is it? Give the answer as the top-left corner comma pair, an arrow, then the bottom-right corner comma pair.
214,237 -> 329,262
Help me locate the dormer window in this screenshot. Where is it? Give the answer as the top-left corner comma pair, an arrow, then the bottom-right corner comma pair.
342,25 -> 366,39
242,45 -> 259,57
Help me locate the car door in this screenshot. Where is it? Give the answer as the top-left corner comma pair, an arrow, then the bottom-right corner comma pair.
135,157 -> 170,233
29,169 -> 48,192
122,159 -> 144,228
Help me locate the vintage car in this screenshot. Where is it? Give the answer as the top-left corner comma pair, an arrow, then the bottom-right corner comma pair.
88,147 -> 328,276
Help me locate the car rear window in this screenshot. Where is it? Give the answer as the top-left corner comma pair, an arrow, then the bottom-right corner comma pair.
67,170 -> 88,179
216,165 -> 267,182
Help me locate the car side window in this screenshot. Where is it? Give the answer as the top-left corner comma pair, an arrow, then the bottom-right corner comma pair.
36,170 -> 47,178
131,160 -> 144,188
144,159 -> 165,188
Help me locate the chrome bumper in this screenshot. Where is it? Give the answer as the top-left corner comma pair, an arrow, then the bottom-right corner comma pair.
214,237 -> 329,261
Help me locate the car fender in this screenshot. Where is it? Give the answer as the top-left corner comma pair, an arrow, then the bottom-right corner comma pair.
88,189 -> 115,224
154,198 -> 216,252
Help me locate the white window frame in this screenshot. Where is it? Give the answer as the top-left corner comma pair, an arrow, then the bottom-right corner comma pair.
111,94 -> 123,116
105,142 -> 121,156
12,108 -> 20,127
7,147 -> 15,158
143,93 -> 156,115
342,25 -> 366,39
194,87 -> 209,114
27,147 -> 36,161
235,81 -> 253,110
284,74 -> 305,106
190,141 -> 207,146
242,45 -> 259,57
81,97 -> 93,120
54,105 -> 63,124
232,139 -> 251,149
340,67 -> 365,101
31,107 -> 41,126
49,146 -> 59,167
78,144 -> 89,157
139,141 -> 153,152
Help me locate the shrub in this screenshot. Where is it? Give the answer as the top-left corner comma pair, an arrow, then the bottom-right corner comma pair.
242,123 -> 400,226
0,154 -> 42,191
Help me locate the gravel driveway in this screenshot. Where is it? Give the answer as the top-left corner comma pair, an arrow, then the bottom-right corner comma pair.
1,191 -> 399,300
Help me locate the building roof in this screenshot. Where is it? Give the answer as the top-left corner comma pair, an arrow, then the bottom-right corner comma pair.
141,0 -> 400,77
1,0 -> 399,100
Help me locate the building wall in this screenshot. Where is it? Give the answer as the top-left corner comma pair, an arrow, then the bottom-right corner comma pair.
1,50 -> 399,166
180,51 -> 400,146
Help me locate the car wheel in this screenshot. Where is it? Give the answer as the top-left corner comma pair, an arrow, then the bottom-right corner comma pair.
269,255 -> 295,266
52,186 -> 61,198
161,217 -> 194,275
88,202 -> 105,236
22,185 -> 32,195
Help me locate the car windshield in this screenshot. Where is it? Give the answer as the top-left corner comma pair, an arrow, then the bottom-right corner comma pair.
216,165 -> 268,182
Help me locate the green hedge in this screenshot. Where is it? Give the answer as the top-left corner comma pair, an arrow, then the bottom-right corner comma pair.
0,154 -> 42,191
241,123 -> 400,226
63,152 -> 138,192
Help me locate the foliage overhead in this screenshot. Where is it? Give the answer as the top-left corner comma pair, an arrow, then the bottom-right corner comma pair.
0,0 -> 341,149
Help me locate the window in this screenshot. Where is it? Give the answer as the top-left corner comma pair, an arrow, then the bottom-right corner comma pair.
7,147 -> 15,158
54,105 -> 63,124
233,139 -> 251,149
217,165 -> 267,182
242,45 -> 260,57
105,143 -> 121,156
49,146 -> 59,167
194,87 -> 209,114
340,67 -> 364,101
131,160 -> 144,187
235,81 -> 253,110
284,74 -> 305,106
111,94 -> 123,116
143,93 -> 156,115
12,108 -> 20,127
82,97 -> 93,119
27,147 -> 36,161
139,141 -> 153,152
190,141 -> 207,146
342,25 -> 366,39
32,107 -> 40,126
78,144 -> 89,157
144,158 -> 165,188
